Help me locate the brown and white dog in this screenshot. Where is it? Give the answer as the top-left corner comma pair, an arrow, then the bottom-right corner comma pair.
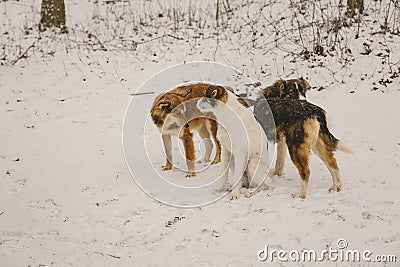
150,83 -> 221,177
250,97 -> 352,198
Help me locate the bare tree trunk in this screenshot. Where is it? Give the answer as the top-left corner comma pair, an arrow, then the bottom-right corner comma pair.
39,0 -> 67,33
347,0 -> 364,18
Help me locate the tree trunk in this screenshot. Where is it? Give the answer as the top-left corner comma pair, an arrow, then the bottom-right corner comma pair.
347,0 -> 364,18
39,0 -> 67,33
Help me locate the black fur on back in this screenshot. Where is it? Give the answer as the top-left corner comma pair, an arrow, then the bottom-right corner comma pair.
254,98 -> 339,149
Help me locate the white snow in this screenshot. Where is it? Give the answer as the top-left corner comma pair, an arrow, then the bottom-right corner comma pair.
1,0 -> 400,266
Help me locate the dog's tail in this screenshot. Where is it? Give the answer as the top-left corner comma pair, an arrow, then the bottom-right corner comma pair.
317,111 -> 353,154
336,141 -> 353,154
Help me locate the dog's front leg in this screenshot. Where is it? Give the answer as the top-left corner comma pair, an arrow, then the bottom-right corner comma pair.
229,179 -> 242,201
214,148 -> 231,193
162,134 -> 173,171
229,155 -> 247,200
179,127 -> 196,177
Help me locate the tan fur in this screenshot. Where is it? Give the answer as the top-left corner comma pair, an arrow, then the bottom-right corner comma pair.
250,95 -> 350,199
253,117 -> 346,199
288,119 -> 319,198
150,83 -> 222,177
277,118 -> 345,199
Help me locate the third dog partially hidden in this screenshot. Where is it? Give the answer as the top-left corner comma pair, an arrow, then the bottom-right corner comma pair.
260,77 -> 311,100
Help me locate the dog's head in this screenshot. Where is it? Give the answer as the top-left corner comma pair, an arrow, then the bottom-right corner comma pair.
261,77 -> 311,99
261,79 -> 286,99
286,77 -> 311,98
161,100 -> 188,135
150,92 -> 187,129
197,85 -> 228,112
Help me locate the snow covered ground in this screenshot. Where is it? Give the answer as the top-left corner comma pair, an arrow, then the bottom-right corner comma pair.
1,0 -> 400,266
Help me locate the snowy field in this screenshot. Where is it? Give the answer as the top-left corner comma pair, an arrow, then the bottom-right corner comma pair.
1,0 -> 400,266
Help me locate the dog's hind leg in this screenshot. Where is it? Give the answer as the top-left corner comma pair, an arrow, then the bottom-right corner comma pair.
245,174 -> 272,198
207,119 -> 221,164
288,145 -> 311,199
198,123 -> 213,163
288,119 -> 319,198
162,134 -> 173,171
313,138 -> 342,193
248,147 -> 272,186
245,159 -> 274,197
273,141 -> 287,176
179,127 -> 196,177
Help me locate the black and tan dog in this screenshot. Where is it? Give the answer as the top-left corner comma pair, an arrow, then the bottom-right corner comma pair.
249,97 -> 352,198
151,83 -> 221,177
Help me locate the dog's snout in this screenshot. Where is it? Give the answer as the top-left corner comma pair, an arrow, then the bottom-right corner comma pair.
167,122 -> 179,130
197,98 -> 206,109
152,115 -> 163,126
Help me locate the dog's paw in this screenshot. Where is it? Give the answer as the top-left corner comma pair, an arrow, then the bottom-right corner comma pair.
162,165 -> 172,171
185,172 -> 196,178
211,158 -> 221,165
328,184 -> 341,192
229,193 -> 240,201
199,158 -> 211,164
272,168 -> 285,176
291,192 -> 306,199
244,191 -> 254,198
245,183 -> 269,198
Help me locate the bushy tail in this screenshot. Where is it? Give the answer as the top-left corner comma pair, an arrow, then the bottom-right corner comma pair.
317,112 -> 353,154
336,141 -> 353,154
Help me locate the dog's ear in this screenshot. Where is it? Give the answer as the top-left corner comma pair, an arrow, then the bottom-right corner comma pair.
158,101 -> 171,109
293,81 -> 304,97
299,77 -> 309,88
278,79 -> 286,90
225,86 -> 235,94
183,88 -> 192,98
205,85 -> 224,99
298,77 -> 310,97
205,85 -> 214,96
303,78 -> 311,91
278,80 -> 286,98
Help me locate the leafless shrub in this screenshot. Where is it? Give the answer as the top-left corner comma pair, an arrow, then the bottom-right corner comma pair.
0,0 -> 399,84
